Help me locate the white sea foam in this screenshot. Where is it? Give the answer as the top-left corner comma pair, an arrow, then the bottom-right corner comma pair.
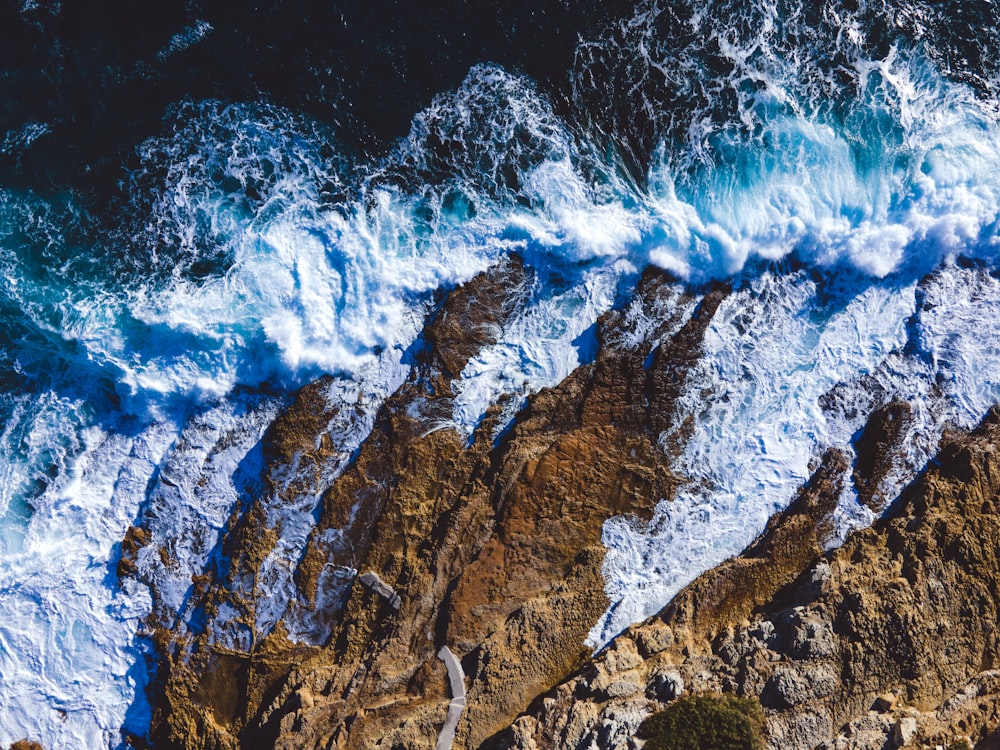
580,47 -> 1000,644
254,358 -> 411,645
643,60 -> 1000,284
133,398 -> 280,631
450,262 -> 631,434
0,408 -> 174,749
4,36 -> 1000,746
0,121 -> 49,159
589,272 -> 917,644
156,20 -> 213,63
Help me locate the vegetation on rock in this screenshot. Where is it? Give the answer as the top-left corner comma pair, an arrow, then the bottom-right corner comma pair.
639,694 -> 766,750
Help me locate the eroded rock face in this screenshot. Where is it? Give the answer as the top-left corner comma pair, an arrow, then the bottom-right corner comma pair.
135,260 -> 728,750
130,256 -> 1000,750
500,408 -> 1000,750
852,399 -> 913,512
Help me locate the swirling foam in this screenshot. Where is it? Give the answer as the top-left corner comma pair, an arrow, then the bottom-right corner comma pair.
3,18 -> 1000,744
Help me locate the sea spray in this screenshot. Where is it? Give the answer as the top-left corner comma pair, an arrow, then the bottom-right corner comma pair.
2,2 -> 1000,744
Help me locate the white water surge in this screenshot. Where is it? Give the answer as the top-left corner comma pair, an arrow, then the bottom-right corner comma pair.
2,27 -> 1000,748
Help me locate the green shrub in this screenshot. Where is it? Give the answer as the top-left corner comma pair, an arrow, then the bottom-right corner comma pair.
638,694 -> 766,750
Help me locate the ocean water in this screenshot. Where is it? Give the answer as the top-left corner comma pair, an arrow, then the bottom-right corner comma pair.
2,0 -> 1000,745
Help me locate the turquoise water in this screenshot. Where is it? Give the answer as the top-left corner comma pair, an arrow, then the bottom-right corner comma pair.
2,2 -> 1000,744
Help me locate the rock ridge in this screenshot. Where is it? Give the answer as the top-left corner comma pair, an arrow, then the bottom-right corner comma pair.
499,407 -> 1000,750
136,261 -> 724,749
129,259 -> 1000,750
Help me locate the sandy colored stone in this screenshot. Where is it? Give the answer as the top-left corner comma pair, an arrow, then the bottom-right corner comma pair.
138,256 -> 1000,750
499,407 -> 1000,750
141,263 -> 719,750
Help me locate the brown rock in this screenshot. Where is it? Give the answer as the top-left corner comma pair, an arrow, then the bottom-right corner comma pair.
144,263 -> 1000,750
873,692 -> 898,713
498,406 -> 1000,750
892,716 -> 918,747
141,262 -> 721,750
853,399 -> 912,512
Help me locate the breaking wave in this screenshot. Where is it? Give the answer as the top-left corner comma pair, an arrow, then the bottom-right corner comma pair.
3,0 -> 1000,743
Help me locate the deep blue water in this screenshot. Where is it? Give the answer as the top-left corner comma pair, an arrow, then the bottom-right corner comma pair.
1,1 -> 1000,746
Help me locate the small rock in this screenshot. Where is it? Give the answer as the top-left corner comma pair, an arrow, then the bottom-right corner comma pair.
605,639 -> 643,673
784,611 -> 837,659
873,693 -> 897,713
562,701 -> 602,749
116,556 -> 138,577
295,687 -> 315,710
589,702 -> 649,750
688,670 -> 723,694
358,571 -> 401,610
762,667 -> 811,709
767,709 -> 834,749
636,622 -> 674,657
892,716 -> 917,747
811,559 -> 833,585
589,641 -> 645,695
647,670 -> 684,702
606,671 -> 644,698
762,664 -> 838,709
508,716 -> 540,750
828,711 -> 895,749
752,619 -> 777,644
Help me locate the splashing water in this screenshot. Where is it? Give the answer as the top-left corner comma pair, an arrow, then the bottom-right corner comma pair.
4,1 -> 1000,743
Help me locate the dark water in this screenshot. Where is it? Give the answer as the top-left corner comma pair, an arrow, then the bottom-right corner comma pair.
1,0 -> 632,193
2,1 -> 1000,746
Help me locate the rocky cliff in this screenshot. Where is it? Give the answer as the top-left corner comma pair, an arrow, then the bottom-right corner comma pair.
500,408 -> 1000,750
122,259 -> 1000,750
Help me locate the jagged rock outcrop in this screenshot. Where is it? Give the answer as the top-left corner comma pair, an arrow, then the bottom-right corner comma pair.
499,408 -> 1000,750
130,254 -> 1000,750
852,399 -> 913,513
136,259 -> 728,750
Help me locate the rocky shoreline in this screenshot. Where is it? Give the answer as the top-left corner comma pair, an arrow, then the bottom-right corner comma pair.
500,407 -> 1000,749
111,259 -> 1000,750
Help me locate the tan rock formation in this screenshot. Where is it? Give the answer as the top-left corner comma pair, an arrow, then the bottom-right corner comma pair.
139,260 -> 725,750
134,257 -> 1000,750
500,408 -> 1000,750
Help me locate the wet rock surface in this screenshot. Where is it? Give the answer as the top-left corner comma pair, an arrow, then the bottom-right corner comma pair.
129,260 -> 1000,750
500,408 -> 1000,750
852,399 -> 913,513
135,261 -> 723,749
